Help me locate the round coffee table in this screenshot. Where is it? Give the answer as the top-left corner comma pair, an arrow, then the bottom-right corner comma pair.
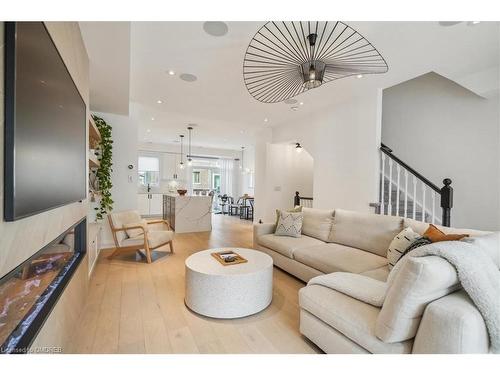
185,248 -> 273,319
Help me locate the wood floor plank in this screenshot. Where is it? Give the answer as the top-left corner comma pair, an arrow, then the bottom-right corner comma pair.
72,215 -> 319,354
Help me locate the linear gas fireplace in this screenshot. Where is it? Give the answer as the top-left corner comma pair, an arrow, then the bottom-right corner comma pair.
0,218 -> 86,354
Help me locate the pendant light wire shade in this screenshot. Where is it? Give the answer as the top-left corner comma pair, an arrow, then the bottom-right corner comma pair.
243,21 -> 388,103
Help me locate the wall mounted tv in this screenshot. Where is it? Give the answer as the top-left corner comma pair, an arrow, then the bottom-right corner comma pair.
4,22 -> 87,221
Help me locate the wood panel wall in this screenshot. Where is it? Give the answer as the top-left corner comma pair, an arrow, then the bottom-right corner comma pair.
0,21 -> 91,352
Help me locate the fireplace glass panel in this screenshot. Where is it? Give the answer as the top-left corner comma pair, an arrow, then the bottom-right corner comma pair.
0,221 -> 84,351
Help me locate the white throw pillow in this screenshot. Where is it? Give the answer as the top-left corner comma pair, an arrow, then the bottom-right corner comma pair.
124,219 -> 148,238
387,227 -> 421,270
274,211 -> 303,238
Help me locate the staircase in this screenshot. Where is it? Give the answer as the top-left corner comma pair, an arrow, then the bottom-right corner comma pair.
377,143 -> 453,226
380,177 -> 430,222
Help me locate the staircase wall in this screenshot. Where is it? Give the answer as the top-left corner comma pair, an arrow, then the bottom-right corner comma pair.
382,72 -> 500,230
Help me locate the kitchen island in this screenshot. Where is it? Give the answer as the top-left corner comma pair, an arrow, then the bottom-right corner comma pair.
163,194 -> 213,233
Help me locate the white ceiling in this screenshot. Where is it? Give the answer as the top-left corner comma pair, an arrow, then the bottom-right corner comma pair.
79,21 -> 131,115
80,21 -> 500,150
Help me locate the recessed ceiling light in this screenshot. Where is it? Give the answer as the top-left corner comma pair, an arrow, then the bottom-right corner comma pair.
299,102 -> 304,106
291,106 -> 299,111
151,117 -> 155,121
264,118 -> 268,122
167,70 -> 175,76
357,74 -> 363,79
146,129 -> 151,133
203,22 -> 229,37
156,100 -> 163,104
180,73 -> 197,82
284,98 -> 298,105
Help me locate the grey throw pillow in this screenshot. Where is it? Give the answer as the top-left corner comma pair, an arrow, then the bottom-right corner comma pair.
275,211 -> 303,238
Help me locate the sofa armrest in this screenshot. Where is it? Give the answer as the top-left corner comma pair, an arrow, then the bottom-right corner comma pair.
308,272 -> 387,307
253,222 -> 276,248
412,290 -> 489,353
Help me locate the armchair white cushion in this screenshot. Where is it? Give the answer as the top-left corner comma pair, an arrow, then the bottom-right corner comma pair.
121,230 -> 174,248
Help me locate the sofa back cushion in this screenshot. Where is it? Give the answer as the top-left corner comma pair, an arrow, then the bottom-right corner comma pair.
375,255 -> 459,343
404,218 -> 491,237
328,209 -> 403,257
301,208 -> 334,242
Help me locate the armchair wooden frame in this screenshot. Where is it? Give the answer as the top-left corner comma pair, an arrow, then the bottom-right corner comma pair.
108,217 -> 174,263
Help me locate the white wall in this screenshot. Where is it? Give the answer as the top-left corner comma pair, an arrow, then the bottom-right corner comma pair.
94,112 -> 138,212
255,89 -> 382,222
382,72 -> 500,230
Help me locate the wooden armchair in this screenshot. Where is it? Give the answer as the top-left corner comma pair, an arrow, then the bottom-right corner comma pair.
108,210 -> 174,263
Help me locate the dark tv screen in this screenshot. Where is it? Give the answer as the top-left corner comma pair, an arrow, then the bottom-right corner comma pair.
4,22 -> 87,221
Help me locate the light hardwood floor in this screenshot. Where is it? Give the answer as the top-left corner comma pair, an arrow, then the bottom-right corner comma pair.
69,214 -> 321,354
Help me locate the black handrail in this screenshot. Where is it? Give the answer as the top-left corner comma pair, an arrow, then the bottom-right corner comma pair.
381,143 -> 440,193
294,191 -> 313,207
380,143 -> 453,227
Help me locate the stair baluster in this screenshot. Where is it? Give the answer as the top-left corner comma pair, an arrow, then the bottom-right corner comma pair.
378,143 -> 453,226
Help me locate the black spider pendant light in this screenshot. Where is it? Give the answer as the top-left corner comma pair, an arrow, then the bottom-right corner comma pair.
243,21 -> 388,103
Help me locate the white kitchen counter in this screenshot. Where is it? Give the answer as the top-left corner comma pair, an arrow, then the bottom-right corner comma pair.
163,194 -> 212,233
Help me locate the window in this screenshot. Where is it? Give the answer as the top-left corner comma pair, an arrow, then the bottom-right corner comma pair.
138,156 -> 160,187
213,174 -> 221,193
193,171 -> 201,184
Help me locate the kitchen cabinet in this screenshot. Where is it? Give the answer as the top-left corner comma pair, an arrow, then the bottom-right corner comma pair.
150,194 -> 163,215
137,193 -> 163,217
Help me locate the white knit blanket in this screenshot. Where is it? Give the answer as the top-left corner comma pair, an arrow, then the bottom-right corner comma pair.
409,241 -> 500,353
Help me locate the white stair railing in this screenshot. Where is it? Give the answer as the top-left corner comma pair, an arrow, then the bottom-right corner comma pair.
377,144 -> 453,226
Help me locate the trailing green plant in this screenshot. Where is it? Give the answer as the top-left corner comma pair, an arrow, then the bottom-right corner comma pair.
93,115 -> 114,220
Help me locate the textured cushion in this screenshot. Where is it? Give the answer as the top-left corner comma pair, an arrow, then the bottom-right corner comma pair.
301,208 -> 335,242
376,255 -> 459,343
423,224 -> 469,242
110,210 -> 142,243
275,211 -> 303,238
257,233 -> 324,259
275,206 -> 302,226
404,218 -> 490,237
360,266 -> 390,282
329,209 -> 403,257
124,219 -> 149,238
387,227 -> 421,270
293,243 -> 388,274
121,230 -> 174,248
308,272 -> 387,307
412,290 -> 490,354
462,232 -> 500,269
299,285 -> 412,354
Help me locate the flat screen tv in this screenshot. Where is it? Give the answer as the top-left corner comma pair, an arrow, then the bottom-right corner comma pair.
4,22 -> 87,221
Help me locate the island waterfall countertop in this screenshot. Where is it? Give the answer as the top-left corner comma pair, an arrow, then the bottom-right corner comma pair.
163,194 -> 212,233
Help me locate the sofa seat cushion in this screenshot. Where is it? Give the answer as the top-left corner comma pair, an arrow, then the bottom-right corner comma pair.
360,266 -> 390,282
121,230 -> 174,248
299,285 -> 412,354
293,243 -> 388,275
329,209 -> 403,257
257,233 -> 324,259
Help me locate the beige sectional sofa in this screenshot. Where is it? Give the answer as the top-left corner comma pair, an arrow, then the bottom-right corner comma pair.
253,207 -> 495,354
